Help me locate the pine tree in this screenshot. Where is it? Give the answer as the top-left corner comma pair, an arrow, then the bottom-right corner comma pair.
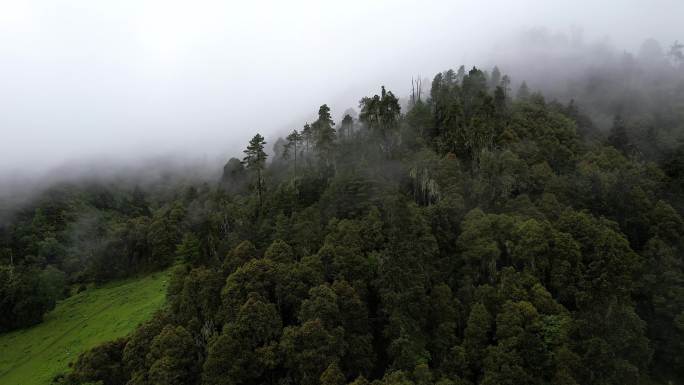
489,66 -> 502,90
359,86 -> 401,156
284,129 -> 303,182
312,104 -> 336,168
302,123 -> 313,153
608,114 -> 630,153
243,133 -> 268,207
517,81 -> 530,100
501,74 -> 511,97
341,114 -> 354,140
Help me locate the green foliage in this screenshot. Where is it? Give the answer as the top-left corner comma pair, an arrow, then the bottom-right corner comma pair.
147,325 -> 199,385
63,338 -> 127,385
243,133 -> 268,206
320,362 -> 346,385
313,104 -> 338,169
0,264 -> 65,331
359,86 -> 402,156
264,239 -> 295,264
0,271 -> 169,385
175,233 -> 202,266
5,62 -> 684,385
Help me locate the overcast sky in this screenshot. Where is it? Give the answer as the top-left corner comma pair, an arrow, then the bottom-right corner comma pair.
1,0 -> 683,179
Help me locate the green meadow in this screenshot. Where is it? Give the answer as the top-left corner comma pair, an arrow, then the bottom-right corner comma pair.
0,270 -> 169,385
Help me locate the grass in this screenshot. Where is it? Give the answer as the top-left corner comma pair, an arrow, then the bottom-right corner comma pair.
0,270 -> 170,385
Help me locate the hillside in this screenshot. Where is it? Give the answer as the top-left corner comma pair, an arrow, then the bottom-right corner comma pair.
2,61 -> 683,385
0,271 -> 169,385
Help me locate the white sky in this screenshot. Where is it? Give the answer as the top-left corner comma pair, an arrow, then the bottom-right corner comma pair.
0,0 -> 682,177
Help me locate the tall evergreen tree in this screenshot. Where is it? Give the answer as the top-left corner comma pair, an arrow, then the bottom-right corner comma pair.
243,133 -> 268,207
608,114 -> 630,153
517,81 -> 530,100
359,86 -> 401,156
341,114 -> 354,140
312,104 -> 337,168
302,123 -> 313,153
501,74 -> 511,97
284,129 -> 303,182
489,66 -> 502,90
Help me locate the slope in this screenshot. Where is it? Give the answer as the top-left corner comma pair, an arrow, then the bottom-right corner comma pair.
0,270 -> 169,385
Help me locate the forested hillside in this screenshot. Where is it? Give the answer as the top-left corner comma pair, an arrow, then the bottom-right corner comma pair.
2,52 -> 684,385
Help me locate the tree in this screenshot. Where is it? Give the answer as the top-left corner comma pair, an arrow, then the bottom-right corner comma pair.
264,239 -> 295,264
222,157 -> 246,191
147,204 -> 184,271
489,66 -> 502,91
320,362 -> 346,385
668,40 -> 684,65
122,311 -> 169,382
168,266 -> 223,328
463,302 -> 492,380
280,319 -> 344,385
427,283 -> 459,369
0,264 -> 65,332
517,81 -> 530,100
175,233 -> 202,266
65,338 -> 128,385
222,240 -> 258,274
299,284 -> 340,328
493,86 -> 507,118
203,294 -> 282,385
359,86 -> 401,156
411,76 -> 423,106
501,75 -> 511,97
312,104 -> 337,168
341,114 -> 354,139
456,65 -> 466,83
430,66 -> 496,160
284,129 -> 303,182
608,114 -> 630,153
147,325 -> 200,385
302,123 -> 313,153
243,133 -> 268,207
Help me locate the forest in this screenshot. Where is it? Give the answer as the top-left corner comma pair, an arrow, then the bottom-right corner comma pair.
1,41 -> 684,385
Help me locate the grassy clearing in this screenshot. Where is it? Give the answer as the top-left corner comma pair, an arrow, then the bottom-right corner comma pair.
0,270 -> 169,385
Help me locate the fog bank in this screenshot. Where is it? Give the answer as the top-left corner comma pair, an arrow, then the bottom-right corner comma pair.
1,0 -> 683,181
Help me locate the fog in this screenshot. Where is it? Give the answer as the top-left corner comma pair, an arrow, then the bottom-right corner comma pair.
1,0 -> 682,183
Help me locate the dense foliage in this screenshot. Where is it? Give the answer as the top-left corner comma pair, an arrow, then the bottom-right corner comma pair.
2,53 -> 684,385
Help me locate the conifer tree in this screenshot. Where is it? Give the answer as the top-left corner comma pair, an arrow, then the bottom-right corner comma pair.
608,114 -> 630,153
341,114 -> 354,139
312,104 -> 337,168
517,81 -> 530,100
302,123 -> 313,153
359,86 -> 401,156
243,133 -> 268,207
284,129 -> 303,181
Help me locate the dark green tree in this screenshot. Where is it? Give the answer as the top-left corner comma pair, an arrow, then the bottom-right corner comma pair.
147,325 -> 200,385
341,114 -> 354,139
517,81 -> 530,100
284,129 -> 304,181
607,114 -> 630,153
312,104 -> 337,168
243,133 -> 268,207
359,86 -> 401,156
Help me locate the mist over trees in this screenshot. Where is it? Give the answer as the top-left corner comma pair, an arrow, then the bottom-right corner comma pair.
1,36 -> 684,385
